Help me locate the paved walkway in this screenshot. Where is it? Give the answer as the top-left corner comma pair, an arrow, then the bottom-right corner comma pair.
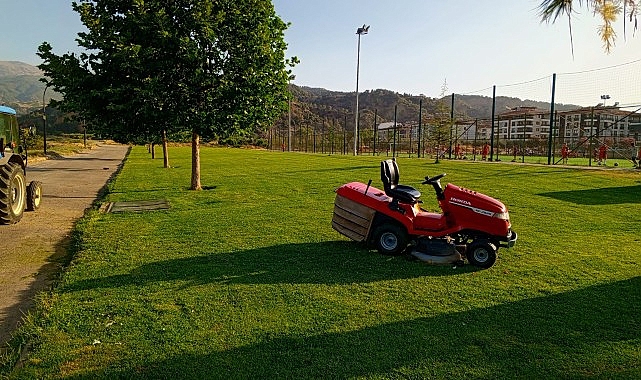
0,144 -> 129,346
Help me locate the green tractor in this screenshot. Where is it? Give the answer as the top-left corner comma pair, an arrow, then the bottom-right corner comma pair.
0,105 -> 42,224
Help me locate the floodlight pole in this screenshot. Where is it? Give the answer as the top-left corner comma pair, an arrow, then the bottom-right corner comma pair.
354,24 -> 369,156
42,84 -> 49,155
288,96 -> 292,152
288,75 -> 296,152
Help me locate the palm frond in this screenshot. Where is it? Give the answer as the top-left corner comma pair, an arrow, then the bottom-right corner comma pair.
539,0 -> 640,53
625,0 -> 639,38
538,0 -> 580,22
538,0 -> 582,57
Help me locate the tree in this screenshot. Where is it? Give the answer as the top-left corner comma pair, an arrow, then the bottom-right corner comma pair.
539,0 -> 639,54
426,81 -> 453,164
38,0 -> 296,189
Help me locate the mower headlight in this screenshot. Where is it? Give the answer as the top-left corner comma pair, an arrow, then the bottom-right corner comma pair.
493,211 -> 510,221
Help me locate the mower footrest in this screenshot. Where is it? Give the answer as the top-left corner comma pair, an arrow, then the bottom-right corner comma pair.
499,230 -> 518,248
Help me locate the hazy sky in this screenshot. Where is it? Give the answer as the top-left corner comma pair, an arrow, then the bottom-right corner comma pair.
2,0 -> 640,106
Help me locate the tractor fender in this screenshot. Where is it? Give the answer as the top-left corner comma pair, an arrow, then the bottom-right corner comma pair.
368,212 -> 409,243
0,153 -> 25,171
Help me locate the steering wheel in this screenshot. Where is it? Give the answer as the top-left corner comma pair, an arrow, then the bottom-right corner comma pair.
422,173 -> 446,184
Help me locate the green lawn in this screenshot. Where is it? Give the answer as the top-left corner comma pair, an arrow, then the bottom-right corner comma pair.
493,153 -> 637,168
3,147 -> 641,379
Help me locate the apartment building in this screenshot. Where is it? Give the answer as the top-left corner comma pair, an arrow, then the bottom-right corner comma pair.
375,106 -> 641,145
557,107 -> 641,143
496,107 -> 550,140
494,106 -> 641,143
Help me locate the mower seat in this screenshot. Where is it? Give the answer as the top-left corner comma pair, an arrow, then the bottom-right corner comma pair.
380,159 -> 421,205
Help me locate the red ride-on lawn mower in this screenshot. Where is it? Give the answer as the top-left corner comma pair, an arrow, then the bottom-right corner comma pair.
332,159 -> 517,268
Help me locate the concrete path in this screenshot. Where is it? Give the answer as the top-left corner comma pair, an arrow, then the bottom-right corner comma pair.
0,143 -> 129,346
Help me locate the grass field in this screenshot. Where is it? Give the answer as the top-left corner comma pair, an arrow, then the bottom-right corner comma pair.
493,153 -> 638,168
3,146 -> 640,379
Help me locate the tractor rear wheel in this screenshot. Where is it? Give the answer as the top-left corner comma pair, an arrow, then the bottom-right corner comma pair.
0,163 -> 27,224
372,224 -> 408,256
26,181 -> 43,211
466,241 -> 497,269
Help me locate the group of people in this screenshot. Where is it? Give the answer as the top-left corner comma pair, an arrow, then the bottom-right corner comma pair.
561,142 -> 641,167
454,143 -> 530,161
453,143 -> 473,160
452,143 -> 491,160
444,142 -> 641,167
560,142 -> 609,165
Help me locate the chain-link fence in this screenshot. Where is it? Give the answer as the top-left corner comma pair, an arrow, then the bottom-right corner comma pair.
270,59 -> 641,167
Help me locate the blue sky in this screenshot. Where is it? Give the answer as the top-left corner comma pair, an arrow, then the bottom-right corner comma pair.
2,0 -> 640,105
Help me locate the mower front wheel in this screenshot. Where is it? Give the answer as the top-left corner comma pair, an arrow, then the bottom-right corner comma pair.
372,224 -> 408,256
466,241 -> 497,269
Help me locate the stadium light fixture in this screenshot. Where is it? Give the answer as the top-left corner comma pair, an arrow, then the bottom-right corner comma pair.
354,24 -> 370,155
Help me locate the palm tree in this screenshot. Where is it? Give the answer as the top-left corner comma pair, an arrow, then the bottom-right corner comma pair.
538,0 -> 639,55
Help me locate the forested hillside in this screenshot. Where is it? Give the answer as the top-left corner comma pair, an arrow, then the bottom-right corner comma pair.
0,61 -> 57,113
279,85 -> 578,134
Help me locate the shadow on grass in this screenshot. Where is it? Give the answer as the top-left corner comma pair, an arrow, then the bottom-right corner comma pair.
538,185 -> 641,205
452,165 -> 573,178
285,165 -> 378,174
70,277 -> 641,379
107,185 -> 218,194
61,242 -> 474,292
108,187 -> 183,194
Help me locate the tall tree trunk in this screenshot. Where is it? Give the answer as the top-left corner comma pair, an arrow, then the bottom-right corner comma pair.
151,143 -> 155,159
191,130 -> 202,190
162,129 -> 170,168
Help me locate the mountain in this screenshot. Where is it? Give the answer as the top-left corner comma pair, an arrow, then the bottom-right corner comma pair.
0,61 -> 53,114
284,85 -> 579,131
0,61 -> 42,77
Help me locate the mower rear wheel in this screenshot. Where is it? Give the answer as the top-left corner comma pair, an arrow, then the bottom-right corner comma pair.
373,224 -> 408,256
466,241 -> 497,269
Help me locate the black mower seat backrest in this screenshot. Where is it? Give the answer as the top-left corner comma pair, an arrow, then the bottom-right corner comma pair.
380,159 -> 421,204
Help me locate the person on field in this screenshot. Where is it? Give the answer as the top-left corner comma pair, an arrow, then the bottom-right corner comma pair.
598,144 -> 607,165
482,143 -> 489,161
454,143 -> 461,159
561,143 -> 569,165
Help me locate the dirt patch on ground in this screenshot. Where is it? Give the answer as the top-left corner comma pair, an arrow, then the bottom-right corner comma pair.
0,144 -> 129,347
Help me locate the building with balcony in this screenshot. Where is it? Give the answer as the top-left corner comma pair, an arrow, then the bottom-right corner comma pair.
494,106 -> 641,144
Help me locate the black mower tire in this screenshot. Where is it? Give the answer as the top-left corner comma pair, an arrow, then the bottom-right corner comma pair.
26,181 -> 43,211
372,224 -> 408,256
466,241 -> 497,269
0,162 -> 27,225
